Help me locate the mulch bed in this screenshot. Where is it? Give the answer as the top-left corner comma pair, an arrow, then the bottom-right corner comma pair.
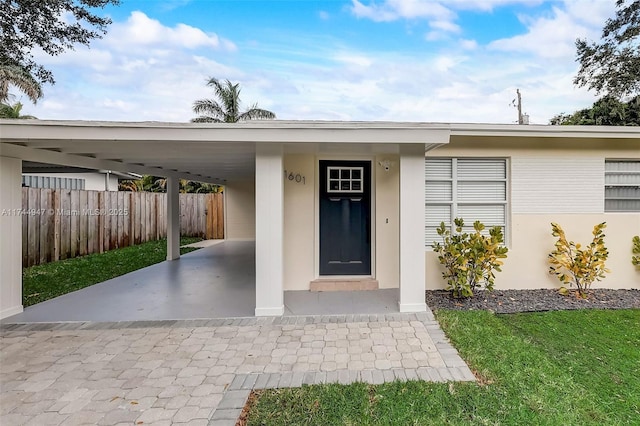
425,288 -> 640,314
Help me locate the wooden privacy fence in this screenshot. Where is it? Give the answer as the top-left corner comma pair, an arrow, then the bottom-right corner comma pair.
21,189 -> 224,267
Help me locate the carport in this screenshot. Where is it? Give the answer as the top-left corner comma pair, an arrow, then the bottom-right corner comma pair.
1,120 -> 443,320
2,239 -> 400,323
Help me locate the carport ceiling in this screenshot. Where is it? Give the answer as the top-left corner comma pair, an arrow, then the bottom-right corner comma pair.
0,120 -> 453,184
3,138 -> 255,184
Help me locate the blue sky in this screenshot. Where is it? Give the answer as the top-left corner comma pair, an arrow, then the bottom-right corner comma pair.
24,0 -> 616,124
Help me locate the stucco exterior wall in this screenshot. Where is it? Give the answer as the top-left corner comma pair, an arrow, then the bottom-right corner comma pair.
282,154 -> 400,291
374,154 -> 400,289
225,180 -> 256,240
425,138 -> 640,290
283,155 -> 316,290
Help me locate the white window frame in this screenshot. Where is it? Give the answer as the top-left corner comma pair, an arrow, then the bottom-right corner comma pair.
326,166 -> 364,194
425,157 -> 509,249
604,159 -> 640,212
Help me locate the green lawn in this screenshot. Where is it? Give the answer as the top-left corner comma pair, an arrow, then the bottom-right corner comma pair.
22,237 -> 202,307
246,309 -> 640,425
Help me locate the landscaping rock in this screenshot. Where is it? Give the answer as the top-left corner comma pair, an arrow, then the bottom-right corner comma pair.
425,289 -> 640,314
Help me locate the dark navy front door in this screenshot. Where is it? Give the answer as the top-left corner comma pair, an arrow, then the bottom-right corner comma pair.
319,160 -> 371,275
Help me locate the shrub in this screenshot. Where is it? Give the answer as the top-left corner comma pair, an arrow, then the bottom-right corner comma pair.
432,218 -> 509,298
633,236 -> 640,269
548,222 -> 610,298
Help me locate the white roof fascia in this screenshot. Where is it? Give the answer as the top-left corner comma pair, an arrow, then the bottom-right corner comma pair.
0,120 -> 452,145
2,120 -> 638,143
447,122 -> 640,139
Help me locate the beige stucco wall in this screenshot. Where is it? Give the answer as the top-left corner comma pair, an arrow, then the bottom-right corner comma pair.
374,154 -> 400,289
425,137 -> 640,291
283,155 -> 316,290
225,180 -> 256,239
427,213 -> 639,289
282,154 -> 400,290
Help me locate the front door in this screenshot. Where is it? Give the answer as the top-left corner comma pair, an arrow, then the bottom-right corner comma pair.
319,160 -> 371,275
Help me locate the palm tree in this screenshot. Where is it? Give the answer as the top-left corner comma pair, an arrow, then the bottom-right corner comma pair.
0,102 -> 37,119
119,175 -> 223,193
0,64 -> 43,104
191,77 -> 275,123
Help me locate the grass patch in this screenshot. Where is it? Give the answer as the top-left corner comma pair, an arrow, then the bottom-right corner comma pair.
22,237 -> 202,307
245,309 -> 640,425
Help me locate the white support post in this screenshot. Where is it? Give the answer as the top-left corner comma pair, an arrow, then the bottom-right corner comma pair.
0,156 -> 24,319
255,143 -> 284,316
399,144 -> 427,312
166,176 -> 180,261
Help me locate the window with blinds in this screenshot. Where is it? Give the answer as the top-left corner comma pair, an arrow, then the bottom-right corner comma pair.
605,160 -> 640,212
425,158 -> 507,247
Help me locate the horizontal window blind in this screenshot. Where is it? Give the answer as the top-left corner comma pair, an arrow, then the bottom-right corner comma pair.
605,160 -> 640,212
457,159 -> 506,179
458,204 -> 505,224
458,181 -> 506,202
425,158 -> 452,180
425,181 -> 452,201
426,158 -> 507,248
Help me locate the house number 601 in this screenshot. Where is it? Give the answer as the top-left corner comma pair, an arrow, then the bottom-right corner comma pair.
284,170 -> 305,184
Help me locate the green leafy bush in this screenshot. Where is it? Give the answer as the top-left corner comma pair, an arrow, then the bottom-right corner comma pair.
432,218 -> 509,298
548,222 -> 610,298
633,236 -> 640,269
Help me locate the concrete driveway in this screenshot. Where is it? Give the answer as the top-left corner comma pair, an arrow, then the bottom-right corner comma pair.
3,240 -> 400,324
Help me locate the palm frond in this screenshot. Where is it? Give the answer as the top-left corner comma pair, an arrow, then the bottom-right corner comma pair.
0,65 -> 43,104
221,80 -> 241,122
239,105 -> 276,121
192,98 -> 225,120
206,77 -> 226,100
191,76 -> 275,123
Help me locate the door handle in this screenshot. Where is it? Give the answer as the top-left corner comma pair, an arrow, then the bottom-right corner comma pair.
350,198 -> 362,202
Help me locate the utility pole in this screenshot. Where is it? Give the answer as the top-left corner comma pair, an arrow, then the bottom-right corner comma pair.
516,89 -> 523,124
511,89 -> 528,124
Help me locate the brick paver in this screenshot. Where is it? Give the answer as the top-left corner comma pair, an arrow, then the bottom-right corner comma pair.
1,312 -> 474,425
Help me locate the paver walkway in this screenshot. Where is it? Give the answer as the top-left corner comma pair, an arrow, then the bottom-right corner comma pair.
1,311 -> 474,426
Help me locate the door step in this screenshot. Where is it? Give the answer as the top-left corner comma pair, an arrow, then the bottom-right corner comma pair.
310,278 -> 379,292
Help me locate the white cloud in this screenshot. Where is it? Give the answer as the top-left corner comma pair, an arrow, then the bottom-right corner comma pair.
107,11 -> 236,52
332,53 -> 373,68
459,38 -> 478,50
350,0 -> 453,22
351,0 -> 544,20
23,2 -> 616,125
430,19 -> 461,33
28,11 -> 239,122
319,10 -> 330,20
490,8 -> 584,58
350,1 -> 539,44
